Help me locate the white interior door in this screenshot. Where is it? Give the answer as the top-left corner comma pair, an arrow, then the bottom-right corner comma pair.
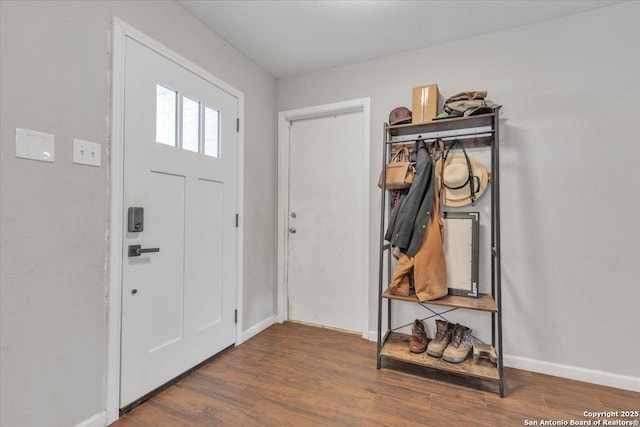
287,112 -> 364,333
120,38 -> 239,407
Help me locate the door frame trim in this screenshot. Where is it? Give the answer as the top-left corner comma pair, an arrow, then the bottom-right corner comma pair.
276,98 -> 371,339
107,18 -> 245,424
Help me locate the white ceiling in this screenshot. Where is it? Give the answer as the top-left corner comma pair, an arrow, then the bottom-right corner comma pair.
178,0 -> 623,79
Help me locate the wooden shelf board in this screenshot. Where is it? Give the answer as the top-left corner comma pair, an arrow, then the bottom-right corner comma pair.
386,113 -> 495,137
380,332 -> 499,382
381,289 -> 498,312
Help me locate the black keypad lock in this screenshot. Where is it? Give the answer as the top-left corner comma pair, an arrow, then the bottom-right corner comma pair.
128,207 -> 144,232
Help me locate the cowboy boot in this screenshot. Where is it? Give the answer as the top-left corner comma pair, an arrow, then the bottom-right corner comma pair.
443,324 -> 473,363
409,319 -> 427,353
426,319 -> 452,358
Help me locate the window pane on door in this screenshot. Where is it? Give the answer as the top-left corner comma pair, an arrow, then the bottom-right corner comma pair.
156,85 -> 177,146
204,106 -> 220,158
182,96 -> 200,153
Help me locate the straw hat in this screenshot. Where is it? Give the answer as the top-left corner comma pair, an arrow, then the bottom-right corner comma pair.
435,154 -> 488,207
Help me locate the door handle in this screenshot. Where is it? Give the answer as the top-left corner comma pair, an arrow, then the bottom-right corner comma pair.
289,227 -> 297,234
128,244 -> 160,257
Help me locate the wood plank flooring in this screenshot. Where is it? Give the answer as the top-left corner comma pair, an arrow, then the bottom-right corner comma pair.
113,322 -> 639,427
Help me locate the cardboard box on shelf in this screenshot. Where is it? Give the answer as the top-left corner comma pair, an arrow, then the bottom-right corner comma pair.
412,84 -> 439,124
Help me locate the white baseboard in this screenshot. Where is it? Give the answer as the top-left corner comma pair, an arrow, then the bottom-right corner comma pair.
503,355 -> 639,392
241,315 -> 276,343
74,410 -> 106,427
368,330 -> 378,342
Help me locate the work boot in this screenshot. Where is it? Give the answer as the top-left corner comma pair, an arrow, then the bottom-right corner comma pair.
426,319 -> 452,358
409,319 -> 427,353
443,324 -> 473,363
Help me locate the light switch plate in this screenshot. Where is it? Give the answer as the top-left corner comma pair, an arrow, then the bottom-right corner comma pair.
73,139 -> 101,167
16,128 -> 55,162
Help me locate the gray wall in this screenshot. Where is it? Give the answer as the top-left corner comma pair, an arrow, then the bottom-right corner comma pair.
277,2 -> 640,382
0,1 -> 276,426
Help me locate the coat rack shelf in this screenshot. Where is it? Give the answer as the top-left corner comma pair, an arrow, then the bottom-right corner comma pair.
381,290 -> 498,312
381,332 -> 501,381
376,107 -> 505,396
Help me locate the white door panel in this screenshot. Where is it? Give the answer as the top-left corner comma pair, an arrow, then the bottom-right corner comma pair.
120,38 -> 238,407
145,171 -> 185,352
287,112 -> 364,332
186,178 -> 224,333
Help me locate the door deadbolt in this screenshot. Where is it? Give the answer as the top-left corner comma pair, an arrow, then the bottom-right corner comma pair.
290,212 -> 297,218
128,207 -> 144,232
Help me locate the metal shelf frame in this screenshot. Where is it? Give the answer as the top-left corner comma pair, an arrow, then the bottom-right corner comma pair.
376,108 -> 504,397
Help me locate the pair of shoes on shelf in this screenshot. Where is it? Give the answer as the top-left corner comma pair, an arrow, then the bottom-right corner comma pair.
426,320 -> 473,363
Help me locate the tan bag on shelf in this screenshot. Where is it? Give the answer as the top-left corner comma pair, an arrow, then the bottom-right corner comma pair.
377,146 -> 414,190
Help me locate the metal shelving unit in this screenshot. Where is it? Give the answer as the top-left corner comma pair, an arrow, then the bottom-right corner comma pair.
376,107 -> 504,397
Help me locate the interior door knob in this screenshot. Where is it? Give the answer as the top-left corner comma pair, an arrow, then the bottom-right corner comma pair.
289,227 -> 297,234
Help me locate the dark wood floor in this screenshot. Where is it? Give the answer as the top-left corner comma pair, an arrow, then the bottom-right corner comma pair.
113,322 -> 639,426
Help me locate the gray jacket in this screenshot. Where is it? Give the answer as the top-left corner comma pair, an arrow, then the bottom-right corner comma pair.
387,139 -> 435,257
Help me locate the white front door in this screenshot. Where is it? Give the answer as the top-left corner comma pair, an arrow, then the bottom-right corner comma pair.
120,38 -> 239,407
286,112 -> 365,333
